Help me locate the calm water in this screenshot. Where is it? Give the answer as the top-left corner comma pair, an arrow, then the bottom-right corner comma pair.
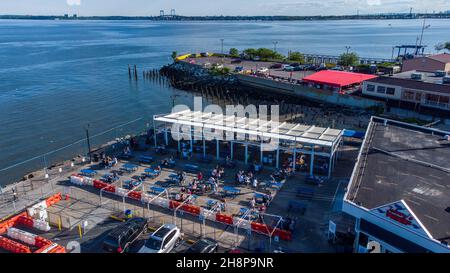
0,19 -> 449,186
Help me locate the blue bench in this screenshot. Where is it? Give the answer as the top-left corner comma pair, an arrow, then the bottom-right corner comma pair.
288,200 -> 308,215
144,168 -> 160,178
121,164 -> 138,173
184,164 -> 200,173
223,186 -> 241,198
149,186 -> 166,195
268,181 -> 283,190
139,156 -> 154,164
296,187 -> 315,199
80,169 -> 97,177
206,199 -> 218,209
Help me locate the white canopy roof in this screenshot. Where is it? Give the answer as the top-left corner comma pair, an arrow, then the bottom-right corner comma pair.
154,110 -> 343,147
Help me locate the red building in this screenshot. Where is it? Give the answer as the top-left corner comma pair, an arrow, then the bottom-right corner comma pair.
302,70 -> 377,93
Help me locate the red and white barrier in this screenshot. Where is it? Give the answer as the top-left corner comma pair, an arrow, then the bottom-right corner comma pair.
69,175 -> 292,241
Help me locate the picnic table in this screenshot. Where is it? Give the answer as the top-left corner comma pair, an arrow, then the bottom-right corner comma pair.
206,199 -> 218,210
101,173 -> 119,183
144,168 -> 161,178
123,180 -> 142,190
139,156 -> 154,164
149,186 -> 166,195
184,164 -> 200,173
80,169 -> 97,177
222,186 -> 241,198
121,163 -> 138,173
268,181 -> 283,190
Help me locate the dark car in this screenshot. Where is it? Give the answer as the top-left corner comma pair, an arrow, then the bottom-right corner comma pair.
185,238 -> 219,253
230,59 -> 242,64
270,63 -> 282,69
102,217 -> 148,253
290,62 -> 300,67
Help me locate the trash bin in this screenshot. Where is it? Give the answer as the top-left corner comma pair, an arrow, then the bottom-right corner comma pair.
125,209 -> 133,219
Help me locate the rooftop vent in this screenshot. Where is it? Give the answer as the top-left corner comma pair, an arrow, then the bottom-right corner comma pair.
411,72 -> 423,81
435,70 -> 446,77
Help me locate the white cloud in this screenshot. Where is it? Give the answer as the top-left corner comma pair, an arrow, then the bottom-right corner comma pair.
66,0 -> 81,6
367,0 -> 382,6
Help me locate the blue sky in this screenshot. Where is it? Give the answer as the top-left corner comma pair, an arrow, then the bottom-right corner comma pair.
0,0 -> 449,16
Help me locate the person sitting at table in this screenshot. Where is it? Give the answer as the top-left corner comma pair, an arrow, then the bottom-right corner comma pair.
220,200 -> 227,212
111,157 -> 118,166
238,174 -> 245,185
197,172 -> 203,181
155,165 -> 162,172
250,198 -> 256,209
252,177 -> 258,188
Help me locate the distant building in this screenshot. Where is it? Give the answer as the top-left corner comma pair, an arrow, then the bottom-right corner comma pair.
361,72 -> 450,112
402,53 -> 450,73
343,117 -> 450,253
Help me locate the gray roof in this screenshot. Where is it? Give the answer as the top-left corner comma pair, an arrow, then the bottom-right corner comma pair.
346,117 -> 450,244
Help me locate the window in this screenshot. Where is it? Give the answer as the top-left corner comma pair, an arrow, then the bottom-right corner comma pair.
386,87 -> 395,95
163,231 -> 176,248
402,90 -> 415,101
377,86 -> 386,94
415,92 -> 422,102
366,84 -> 375,92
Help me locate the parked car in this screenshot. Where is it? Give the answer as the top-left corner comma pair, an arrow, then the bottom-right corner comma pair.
330,65 -> 344,71
213,63 -> 224,69
138,224 -> 181,253
230,59 -> 242,64
200,52 -> 209,57
283,65 -> 295,72
234,66 -> 244,72
257,67 -> 269,73
103,217 -> 148,253
203,62 -> 211,68
270,63 -> 282,69
185,238 -> 219,253
290,62 -> 300,67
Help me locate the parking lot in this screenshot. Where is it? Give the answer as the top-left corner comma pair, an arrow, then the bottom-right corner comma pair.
184,56 -> 317,80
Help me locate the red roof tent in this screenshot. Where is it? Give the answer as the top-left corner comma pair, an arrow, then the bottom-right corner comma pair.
303,70 -> 378,88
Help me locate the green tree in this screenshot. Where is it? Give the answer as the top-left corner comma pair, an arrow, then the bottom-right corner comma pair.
243,48 -> 258,59
229,48 -> 239,57
289,51 -> 305,63
338,52 -> 360,66
445,42 -> 450,51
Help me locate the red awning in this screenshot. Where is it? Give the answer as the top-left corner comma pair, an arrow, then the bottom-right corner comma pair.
303,70 -> 377,88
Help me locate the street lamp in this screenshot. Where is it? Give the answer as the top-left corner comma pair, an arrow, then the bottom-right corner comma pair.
85,124 -> 92,163
345,46 -> 351,54
273,41 -> 278,53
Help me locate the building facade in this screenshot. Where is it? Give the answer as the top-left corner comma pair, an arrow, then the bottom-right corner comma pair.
362,77 -> 450,111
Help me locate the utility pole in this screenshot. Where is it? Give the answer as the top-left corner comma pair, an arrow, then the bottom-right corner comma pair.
273,41 -> 278,53
418,18 -> 430,54
85,124 -> 92,163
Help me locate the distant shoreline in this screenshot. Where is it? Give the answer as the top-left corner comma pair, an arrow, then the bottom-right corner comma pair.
1,13 -> 450,21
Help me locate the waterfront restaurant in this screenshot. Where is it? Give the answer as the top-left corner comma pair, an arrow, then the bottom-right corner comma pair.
343,116 -> 450,253
153,110 -> 343,178
302,70 -> 377,93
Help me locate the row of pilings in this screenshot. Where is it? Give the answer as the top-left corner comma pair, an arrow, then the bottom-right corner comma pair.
133,63 -> 371,128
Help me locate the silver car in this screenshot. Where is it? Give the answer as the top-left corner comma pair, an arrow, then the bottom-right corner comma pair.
138,224 -> 181,253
